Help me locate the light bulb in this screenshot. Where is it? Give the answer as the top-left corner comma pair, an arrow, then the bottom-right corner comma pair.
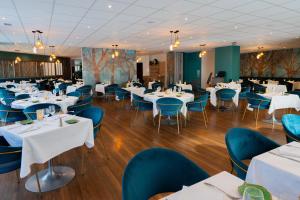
33,46 -> 37,53
199,52 -> 202,58
169,44 -> 173,51
175,40 -> 180,46
115,51 -> 119,57
49,57 -> 52,61
112,54 -> 115,59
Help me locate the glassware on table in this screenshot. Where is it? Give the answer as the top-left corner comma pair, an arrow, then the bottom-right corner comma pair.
242,186 -> 264,200
44,108 -> 50,119
36,109 -> 44,121
49,105 -> 56,116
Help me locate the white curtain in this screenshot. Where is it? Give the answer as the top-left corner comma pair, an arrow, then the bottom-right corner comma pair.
174,52 -> 183,83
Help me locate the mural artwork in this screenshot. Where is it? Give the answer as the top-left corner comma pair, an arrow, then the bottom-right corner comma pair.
81,47 -> 136,85
240,48 -> 300,78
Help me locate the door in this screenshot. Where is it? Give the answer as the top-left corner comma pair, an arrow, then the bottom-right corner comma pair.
136,63 -> 143,83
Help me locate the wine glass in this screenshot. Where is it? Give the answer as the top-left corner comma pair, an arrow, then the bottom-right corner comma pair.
242,186 -> 264,200
44,108 -> 50,119
49,105 -> 56,117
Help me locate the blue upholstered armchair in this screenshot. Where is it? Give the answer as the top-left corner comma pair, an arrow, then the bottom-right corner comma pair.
76,85 -> 92,97
67,91 -> 81,97
282,114 -> 300,142
0,103 -> 26,125
216,88 -> 236,111
242,92 -> 271,127
67,96 -> 92,115
132,94 -> 154,125
156,98 -> 183,134
186,93 -> 209,128
122,148 -> 209,200
225,128 -> 280,180
23,103 -> 61,120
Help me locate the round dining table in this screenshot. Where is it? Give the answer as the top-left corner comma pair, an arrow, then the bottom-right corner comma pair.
143,92 -> 194,118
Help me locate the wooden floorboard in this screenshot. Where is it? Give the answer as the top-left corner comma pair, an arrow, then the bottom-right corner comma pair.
0,98 -> 288,200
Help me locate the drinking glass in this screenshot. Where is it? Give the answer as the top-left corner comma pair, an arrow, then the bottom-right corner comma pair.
49,105 -> 56,116
242,186 -> 264,200
44,108 -> 50,119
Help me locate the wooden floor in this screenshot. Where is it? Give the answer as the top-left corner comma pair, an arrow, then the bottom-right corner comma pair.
0,97 -> 288,200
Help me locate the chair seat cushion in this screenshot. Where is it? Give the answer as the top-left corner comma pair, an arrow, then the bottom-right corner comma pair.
187,106 -> 204,112
249,104 -> 269,109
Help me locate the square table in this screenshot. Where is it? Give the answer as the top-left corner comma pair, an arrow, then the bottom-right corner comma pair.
0,114 -> 94,192
246,142 -> 300,200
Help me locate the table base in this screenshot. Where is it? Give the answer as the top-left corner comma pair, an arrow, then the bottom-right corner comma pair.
263,113 -> 281,125
25,164 -> 75,193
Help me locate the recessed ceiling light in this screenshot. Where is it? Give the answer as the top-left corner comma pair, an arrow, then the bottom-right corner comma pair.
189,36 -> 193,39
184,17 -> 188,21
1,17 -> 6,20
87,25 -> 91,29
269,32 -> 273,35
234,25 -> 238,30
146,32 -> 150,35
108,4 -> 112,9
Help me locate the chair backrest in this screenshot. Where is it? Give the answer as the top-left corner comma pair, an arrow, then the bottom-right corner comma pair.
76,85 -> 92,97
253,84 -> 266,93
122,148 -> 209,200
0,145 -> 22,174
194,93 -> 209,108
144,89 -> 154,94
115,88 -> 130,99
246,92 -> 270,107
67,96 -> 92,115
6,85 -> 15,89
282,114 -> 300,142
216,88 -> 236,100
23,103 -> 61,120
15,94 -> 30,100
105,84 -> 119,93
0,103 -> 26,123
182,89 -> 193,94
152,82 -> 162,91
67,91 -> 81,97
133,82 -> 143,88
225,128 -> 279,180
77,106 -> 104,138
156,97 -> 183,116
58,83 -> 71,91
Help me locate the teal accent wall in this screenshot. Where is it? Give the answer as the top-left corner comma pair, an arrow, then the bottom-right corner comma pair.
183,52 -> 201,85
215,45 -> 240,82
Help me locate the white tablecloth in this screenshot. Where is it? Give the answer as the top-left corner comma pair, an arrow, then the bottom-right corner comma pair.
246,142 -> 300,200
123,87 -> 145,101
148,81 -> 156,89
206,86 -> 240,107
95,84 -> 109,94
0,114 -> 94,178
11,96 -> 78,113
143,92 -> 194,117
262,84 -> 287,93
260,93 -> 300,114
164,172 -> 244,200
176,83 -> 192,90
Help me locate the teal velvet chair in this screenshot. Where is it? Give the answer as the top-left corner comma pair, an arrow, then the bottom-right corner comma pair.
253,84 -> 266,93
115,88 -> 130,107
242,92 -> 271,128
225,128 -> 280,180
156,98 -> 183,134
122,147 -> 209,200
0,138 -> 22,182
15,94 -> 30,100
104,84 -> 118,100
0,103 -> 26,125
23,103 -> 61,120
143,89 -> 154,94
182,89 -> 193,94
67,96 -> 92,115
133,82 -> 143,88
239,86 -> 251,100
186,93 -> 209,128
216,88 -> 236,111
168,83 -> 179,91
76,85 -> 92,97
282,114 -> 300,142
132,94 -> 154,125
152,82 -> 162,91
58,82 -> 71,93
67,91 -> 81,97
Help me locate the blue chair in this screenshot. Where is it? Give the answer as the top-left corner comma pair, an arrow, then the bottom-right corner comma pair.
104,84 -> 118,100
0,103 -> 26,125
168,83 -> 179,91
0,139 -> 22,182
58,83 -> 71,93
225,128 -> 279,180
132,94 -> 154,125
15,94 -> 30,100
115,88 -> 130,108
67,91 -> 81,97
52,88 -> 59,95
182,89 -> 193,94
253,84 -> 266,93
156,98 -> 183,134
144,89 -> 154,94
76,85 -> 92,97
282,114 -> 300,142
6,85 -> 16,89
152,82 -> 162,91
133,82 -> 143,88
239,87 -> 251,100
242,92 -> 271,127
186,93 -> 209,128
216,88 -> 236,112
67,96 -> 92,115
23,103 -> 61,120
289,90 -> 300,97
122,147 -> 209,200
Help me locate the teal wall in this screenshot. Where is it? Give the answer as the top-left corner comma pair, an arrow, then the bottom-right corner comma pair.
215,45 -> 240,82
183,52 -> 201,85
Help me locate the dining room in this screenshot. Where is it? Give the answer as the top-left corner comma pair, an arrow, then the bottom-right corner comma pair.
0,0 -> 300,200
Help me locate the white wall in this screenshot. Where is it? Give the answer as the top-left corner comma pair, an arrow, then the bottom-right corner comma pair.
201,49 -> 215,87
138,55 -> 150,76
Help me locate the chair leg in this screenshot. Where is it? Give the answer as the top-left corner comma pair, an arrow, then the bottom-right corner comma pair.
152,115 -> 156,127
242,106 -> 247,120
179,113 -> 182,130
176,113 -> 180,134
157,114 -> 161,134
202,111 -> 207,128
134,108 -> 139,122
204,109 -> 208,123
230,161 -> 234,174
256,109 -> 260,128
15,169 -> 20,184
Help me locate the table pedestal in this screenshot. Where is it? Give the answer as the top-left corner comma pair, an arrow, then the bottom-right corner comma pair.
263,112 -> 281,125
25,160 -> 75,193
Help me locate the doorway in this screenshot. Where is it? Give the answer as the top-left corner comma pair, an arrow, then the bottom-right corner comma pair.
136,63 -> 143,83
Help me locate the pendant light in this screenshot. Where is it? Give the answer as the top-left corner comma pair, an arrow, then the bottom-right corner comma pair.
32,30 -> 44,53
49,45 -> 57,62
256,47 -> 264,60
199,44 -> 207,58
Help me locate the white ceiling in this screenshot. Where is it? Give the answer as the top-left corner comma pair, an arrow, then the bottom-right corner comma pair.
0,0 -> 300,58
